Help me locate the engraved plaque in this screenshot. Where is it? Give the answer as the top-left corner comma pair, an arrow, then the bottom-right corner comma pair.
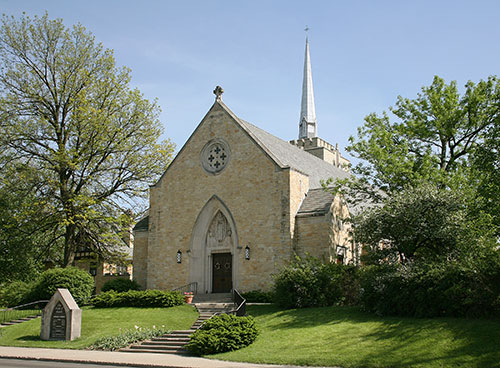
50,301 -> 66,339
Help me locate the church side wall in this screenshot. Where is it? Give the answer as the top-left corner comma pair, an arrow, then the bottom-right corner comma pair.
132,230 -> 148,289
145,104 -> 294,292
294,196 -> 355,264
294,214 -> 332,261
330,196 -> 356,263
289,170 -> 309,238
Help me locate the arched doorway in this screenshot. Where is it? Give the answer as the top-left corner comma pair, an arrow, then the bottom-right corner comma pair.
189,195 -> 239,293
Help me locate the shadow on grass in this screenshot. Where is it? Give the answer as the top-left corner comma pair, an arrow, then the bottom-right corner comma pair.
247,305 -> 500,368
15,335 -> 41,341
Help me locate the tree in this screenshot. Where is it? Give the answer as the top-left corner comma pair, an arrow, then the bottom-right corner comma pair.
334,76 -> 500,198
355,183 -> 493,264
0,14 -> 174,267
471,121 -> 500,236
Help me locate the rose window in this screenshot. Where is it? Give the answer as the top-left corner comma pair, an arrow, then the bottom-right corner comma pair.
201,139 -> 230,174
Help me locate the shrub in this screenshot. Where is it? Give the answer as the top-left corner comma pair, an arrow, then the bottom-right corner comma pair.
186,314 -> 258,355
101,278 -> 140,293
273,256 -> 359,309
91,289 -> 184,308
0,280 -> 34,307
358,253 -> 500,317
28,267 -> 94,306
90,326 -> 169,351
241,290 -> 274,303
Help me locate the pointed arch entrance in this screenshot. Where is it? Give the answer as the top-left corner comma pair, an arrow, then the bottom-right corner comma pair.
189,195 -> 239,293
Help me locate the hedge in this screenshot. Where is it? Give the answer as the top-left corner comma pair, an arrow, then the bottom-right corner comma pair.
91,289 -> 184,308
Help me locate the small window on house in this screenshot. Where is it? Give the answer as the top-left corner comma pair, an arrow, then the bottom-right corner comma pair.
117,265 -> 128,276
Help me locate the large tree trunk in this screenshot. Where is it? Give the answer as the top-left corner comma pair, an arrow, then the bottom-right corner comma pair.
63,223 -> 76,267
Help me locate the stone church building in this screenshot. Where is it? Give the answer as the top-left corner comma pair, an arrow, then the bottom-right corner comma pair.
133,39 -> 357,293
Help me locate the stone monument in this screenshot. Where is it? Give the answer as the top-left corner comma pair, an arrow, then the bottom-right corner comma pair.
41,288 -> 82,341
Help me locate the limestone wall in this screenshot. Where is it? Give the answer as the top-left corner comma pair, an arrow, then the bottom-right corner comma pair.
132,230 -> 149,289
294,195 -> 356,264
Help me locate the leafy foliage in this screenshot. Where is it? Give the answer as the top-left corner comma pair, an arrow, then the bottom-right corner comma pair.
345,75 -> 500,194
356,183 -> 474,263
27,267 -> 94,306
471,121 -> 500,236
359,252 -> 500,317
91,290 -> 184,308
186,314 -> 258,355
0,163 -> 59,282
101,278 -> 140,293
0,13 -> 175,267
89,326 -> 169,351
273,256 -> 359,309
0,280 -> 35,307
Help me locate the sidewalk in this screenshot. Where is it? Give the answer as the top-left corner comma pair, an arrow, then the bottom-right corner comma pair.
0,346 -> 314,368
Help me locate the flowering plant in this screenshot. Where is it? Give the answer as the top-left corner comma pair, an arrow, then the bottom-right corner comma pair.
184,292 -> 194,296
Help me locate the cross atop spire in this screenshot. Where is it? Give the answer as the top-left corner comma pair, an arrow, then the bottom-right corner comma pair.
299,33 -> 317,139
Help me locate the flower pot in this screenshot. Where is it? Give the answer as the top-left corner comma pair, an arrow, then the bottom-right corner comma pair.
184,295 -> 193,304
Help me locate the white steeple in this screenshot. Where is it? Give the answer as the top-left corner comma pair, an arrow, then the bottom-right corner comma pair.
299,34 -> 317,139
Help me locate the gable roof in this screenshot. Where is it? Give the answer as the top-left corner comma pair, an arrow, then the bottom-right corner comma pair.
154,99 -> 350,190
238,118 -> 350,189
297,188 -> 335,216
134,215 -> 149,231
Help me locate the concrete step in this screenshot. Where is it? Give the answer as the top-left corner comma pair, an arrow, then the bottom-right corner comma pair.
170,330 -> 196,334
192,293 -> 232,303
152,336 -> 190,342
130,343 -> 187,350
140,340 -> 189,347
119,347 -> 190,355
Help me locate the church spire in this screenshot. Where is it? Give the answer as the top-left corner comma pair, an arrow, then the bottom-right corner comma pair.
299,30 -> 317,139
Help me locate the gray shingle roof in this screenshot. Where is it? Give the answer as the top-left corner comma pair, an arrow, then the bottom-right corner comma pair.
238,119 -> 350,189
297,188 -> 335,215
134,216 -> 149,231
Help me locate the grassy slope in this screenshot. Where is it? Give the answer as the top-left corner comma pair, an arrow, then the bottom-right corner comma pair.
0,305 -> 197,349
212,305 -> 500,368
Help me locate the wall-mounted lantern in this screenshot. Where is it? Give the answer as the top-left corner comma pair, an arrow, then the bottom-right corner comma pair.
245,246 -> 250,260
176,250 -> 182,264
336,246 -> 346,265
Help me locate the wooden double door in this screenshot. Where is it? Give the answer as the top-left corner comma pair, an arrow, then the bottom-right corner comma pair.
212,253 -> 232,293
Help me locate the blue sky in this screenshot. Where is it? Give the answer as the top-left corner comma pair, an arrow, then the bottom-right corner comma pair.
2,0 -> 499,159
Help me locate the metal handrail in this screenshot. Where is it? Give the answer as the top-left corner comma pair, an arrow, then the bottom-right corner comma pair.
0,300 -> 49,325
172,282 -> 198,294
230,289 -> 246,316
0,300 -> 50,312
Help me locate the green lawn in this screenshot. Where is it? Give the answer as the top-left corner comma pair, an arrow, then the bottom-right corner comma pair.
211,305 -> 500,368
0,305 -> 197,349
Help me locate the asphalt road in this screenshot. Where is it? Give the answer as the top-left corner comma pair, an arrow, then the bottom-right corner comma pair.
0,358 -> 146,368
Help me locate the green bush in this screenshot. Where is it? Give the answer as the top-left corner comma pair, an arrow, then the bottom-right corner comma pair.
27,267 -> 94,306
358,253 -> 500,317
101,278 -> 140,293
91,289 -> 184,308
90,326 -> 169,351
0,280 -> 34,307
273,256 -> 359,309
241,290 -> 274,303
186,314 -> 258,355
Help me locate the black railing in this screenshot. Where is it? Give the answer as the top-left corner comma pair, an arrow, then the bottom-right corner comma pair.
0,300 -> 49,325
231,289 -> 246,316
172,282 -> 198,295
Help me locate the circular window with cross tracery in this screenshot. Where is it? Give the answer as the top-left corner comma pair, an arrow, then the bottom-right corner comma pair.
201,138 -> 230,174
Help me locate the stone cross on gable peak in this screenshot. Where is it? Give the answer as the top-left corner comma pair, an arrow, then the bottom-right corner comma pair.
213,86 -> 224,101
